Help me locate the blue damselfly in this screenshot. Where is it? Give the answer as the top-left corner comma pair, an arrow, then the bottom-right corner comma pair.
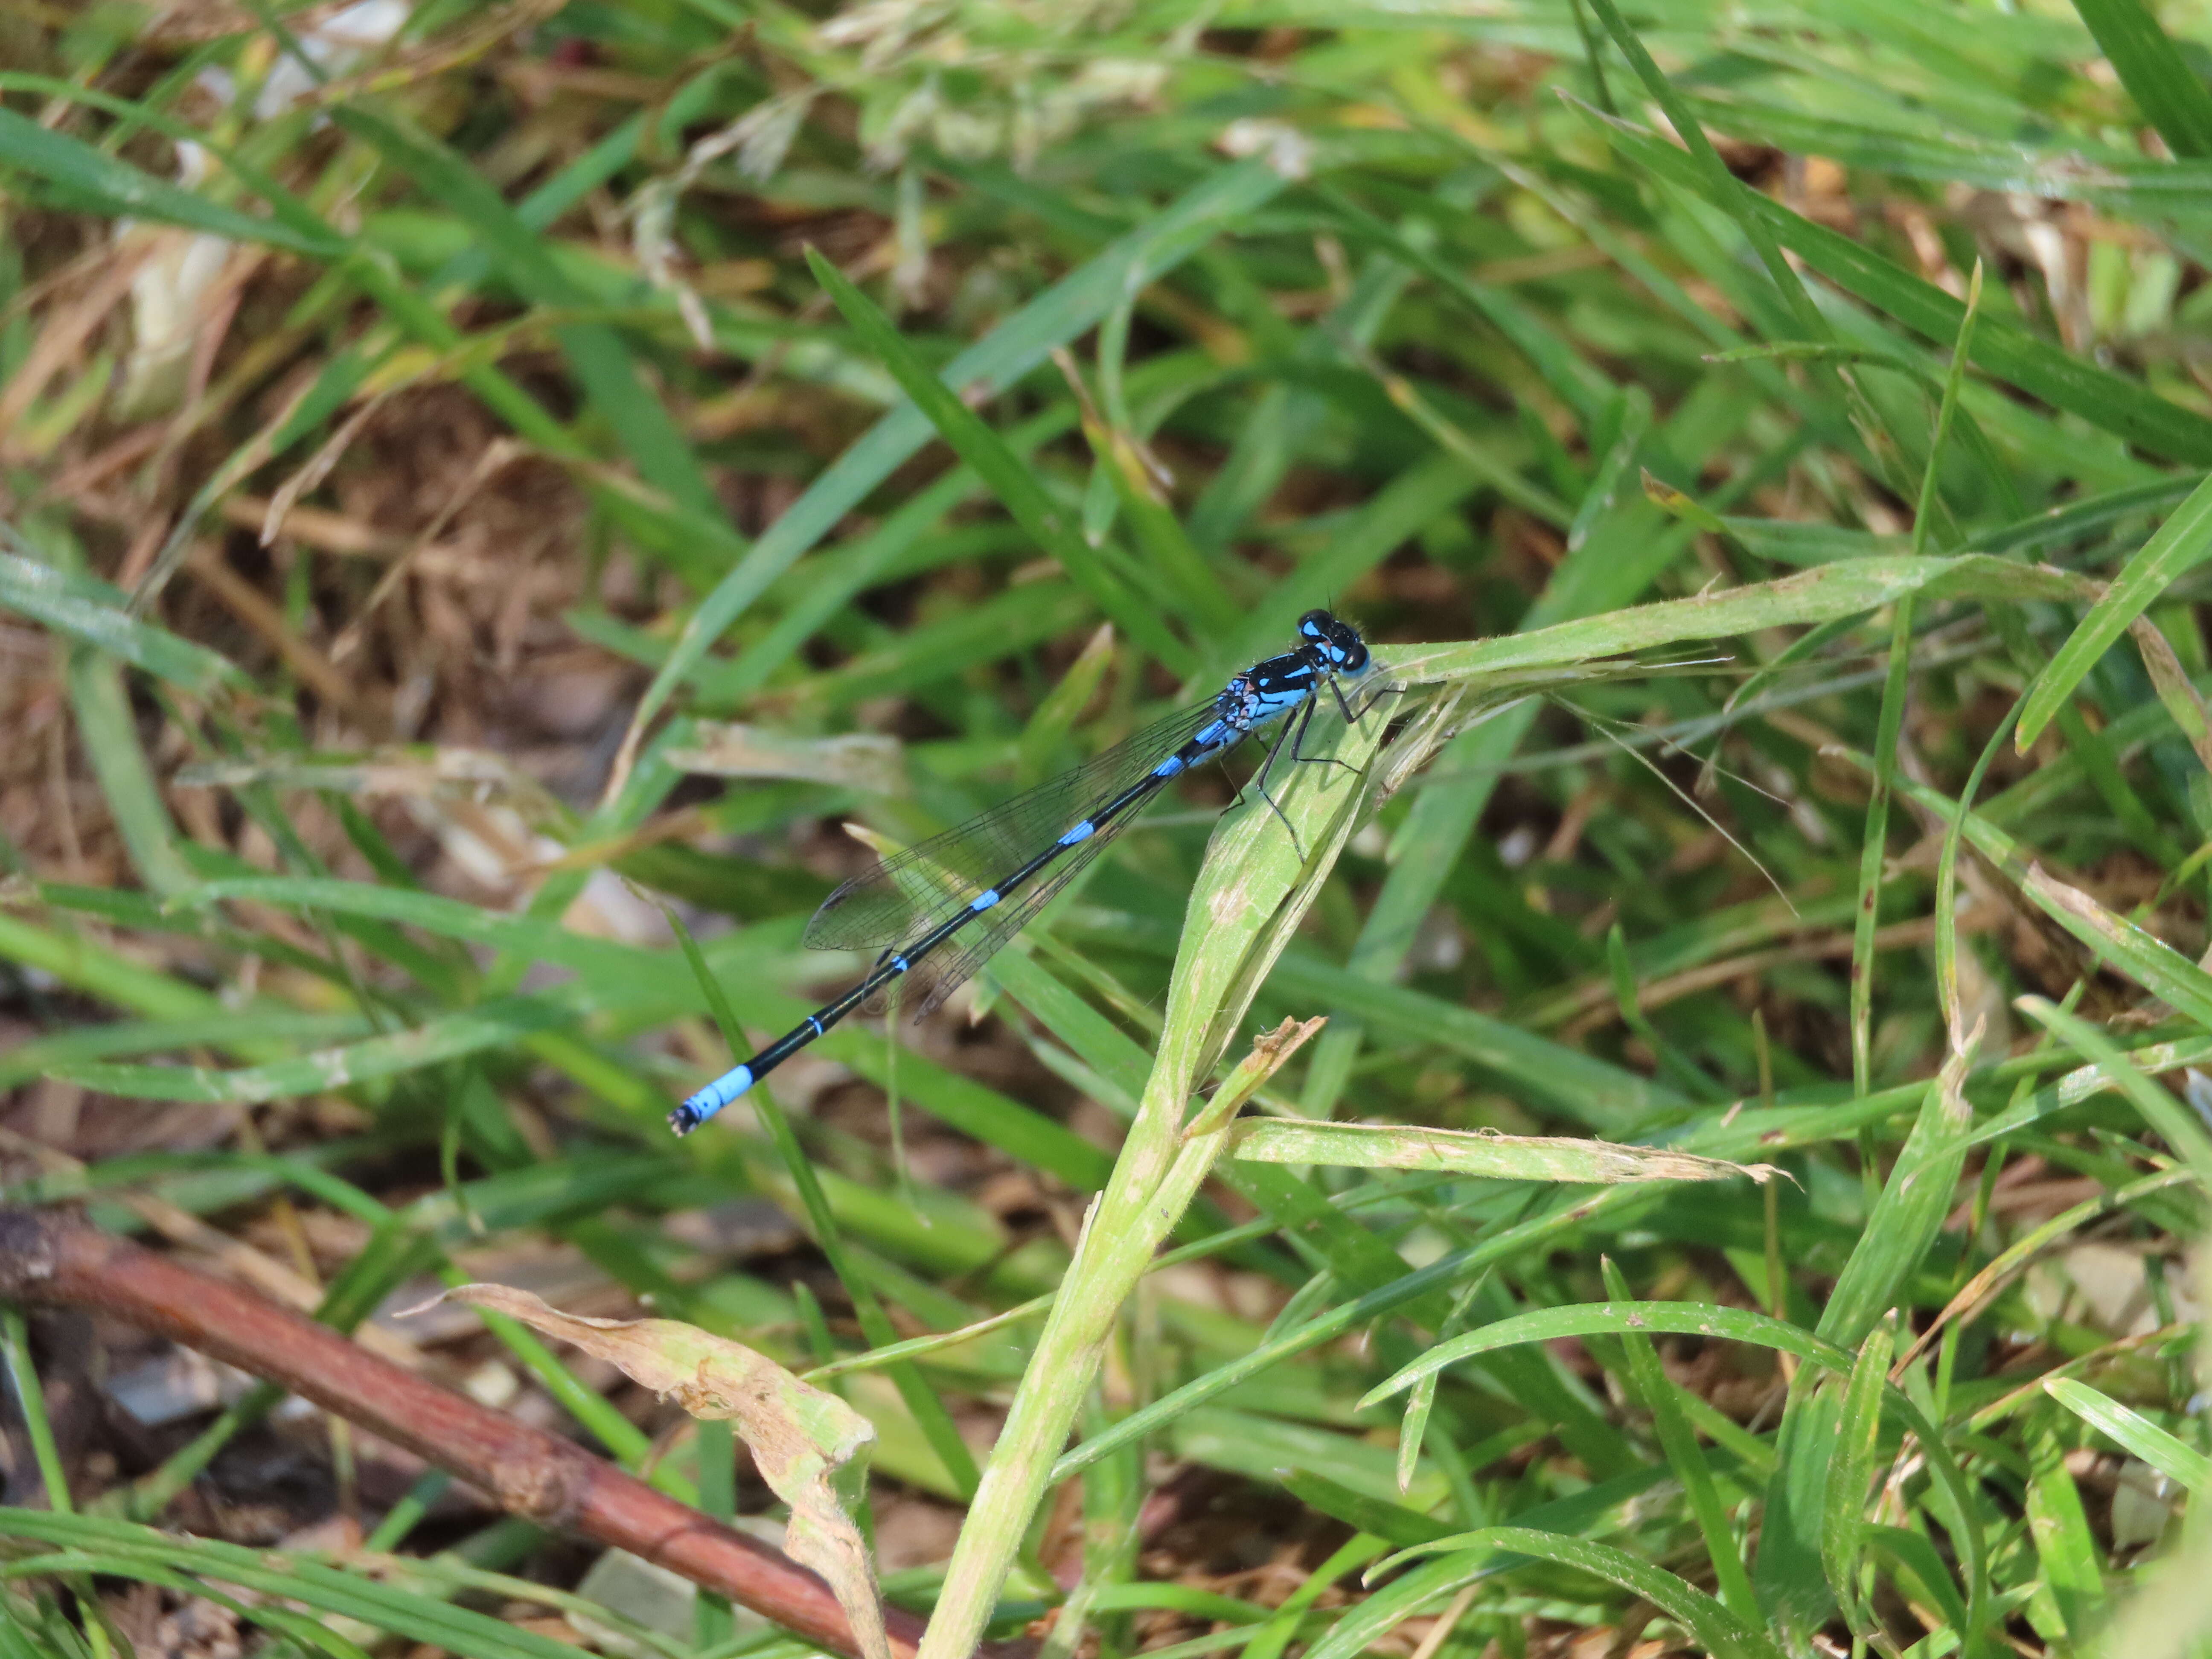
670,610 -> 1376,1134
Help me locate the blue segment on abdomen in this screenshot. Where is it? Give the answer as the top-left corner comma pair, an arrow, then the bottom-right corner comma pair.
1152,754 -> 1187,778
685,1063 -> 754,1120
970,888 -> 1001,911
1059,821 -> 1096,846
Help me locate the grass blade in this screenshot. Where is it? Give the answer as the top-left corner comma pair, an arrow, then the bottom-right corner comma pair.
2045,1377 -> 2211,1490
2071,0 -> 2212,159
806,247 -> 1188,670
614,160 -> 1289,784
2015,471 -> 2212,748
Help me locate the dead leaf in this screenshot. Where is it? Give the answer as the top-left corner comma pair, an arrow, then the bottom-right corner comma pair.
426,1284 -> 888,1659
668,723 -> 906,794
2129,614 -> 2212,776
1224,1119 -> 1781,1185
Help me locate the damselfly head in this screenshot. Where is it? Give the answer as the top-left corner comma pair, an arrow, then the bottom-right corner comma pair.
1298,609 -> 1370,676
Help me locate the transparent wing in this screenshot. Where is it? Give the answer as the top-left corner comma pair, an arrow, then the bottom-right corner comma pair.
905,816 -> 1132,1016
805,695 -> 1228,956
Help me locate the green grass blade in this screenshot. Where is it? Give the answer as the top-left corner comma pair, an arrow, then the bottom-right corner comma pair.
1820,1321 -> 1892,1640
0,550 -> 247,693
65,646 -> 194,898
329,107 -> 729,539
0,1311 -> 72,1514
804,247 -> 1187,671
59,994 -> 579,1102
1381,1528 -> 1784,1659
1600,1258 -> 1759,1621
1580,0 -> 1824,344
1817,1044 -> 1973,1349
1393,554 -> 2087,685
1577,103 -> 2212,464
618,160 -> 1289,767
0,1511 -> 587,1659
2016,471 -> 2212,748
2070,0 -> 2212,158
2025,1415 -> 2108,1645
2044,1377 -> 2212,1491
0,105 -> 340,256
2015,995 -> 2212,1193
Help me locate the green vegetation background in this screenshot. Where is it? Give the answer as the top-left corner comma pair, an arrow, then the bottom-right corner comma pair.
5,0 -> 2212,1655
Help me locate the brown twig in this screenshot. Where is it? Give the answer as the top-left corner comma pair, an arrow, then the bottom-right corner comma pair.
0,1208 -> 1000,1659
181,541 -> 368,721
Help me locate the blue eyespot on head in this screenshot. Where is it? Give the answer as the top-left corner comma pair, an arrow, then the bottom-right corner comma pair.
1299,609 -> 1370,675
